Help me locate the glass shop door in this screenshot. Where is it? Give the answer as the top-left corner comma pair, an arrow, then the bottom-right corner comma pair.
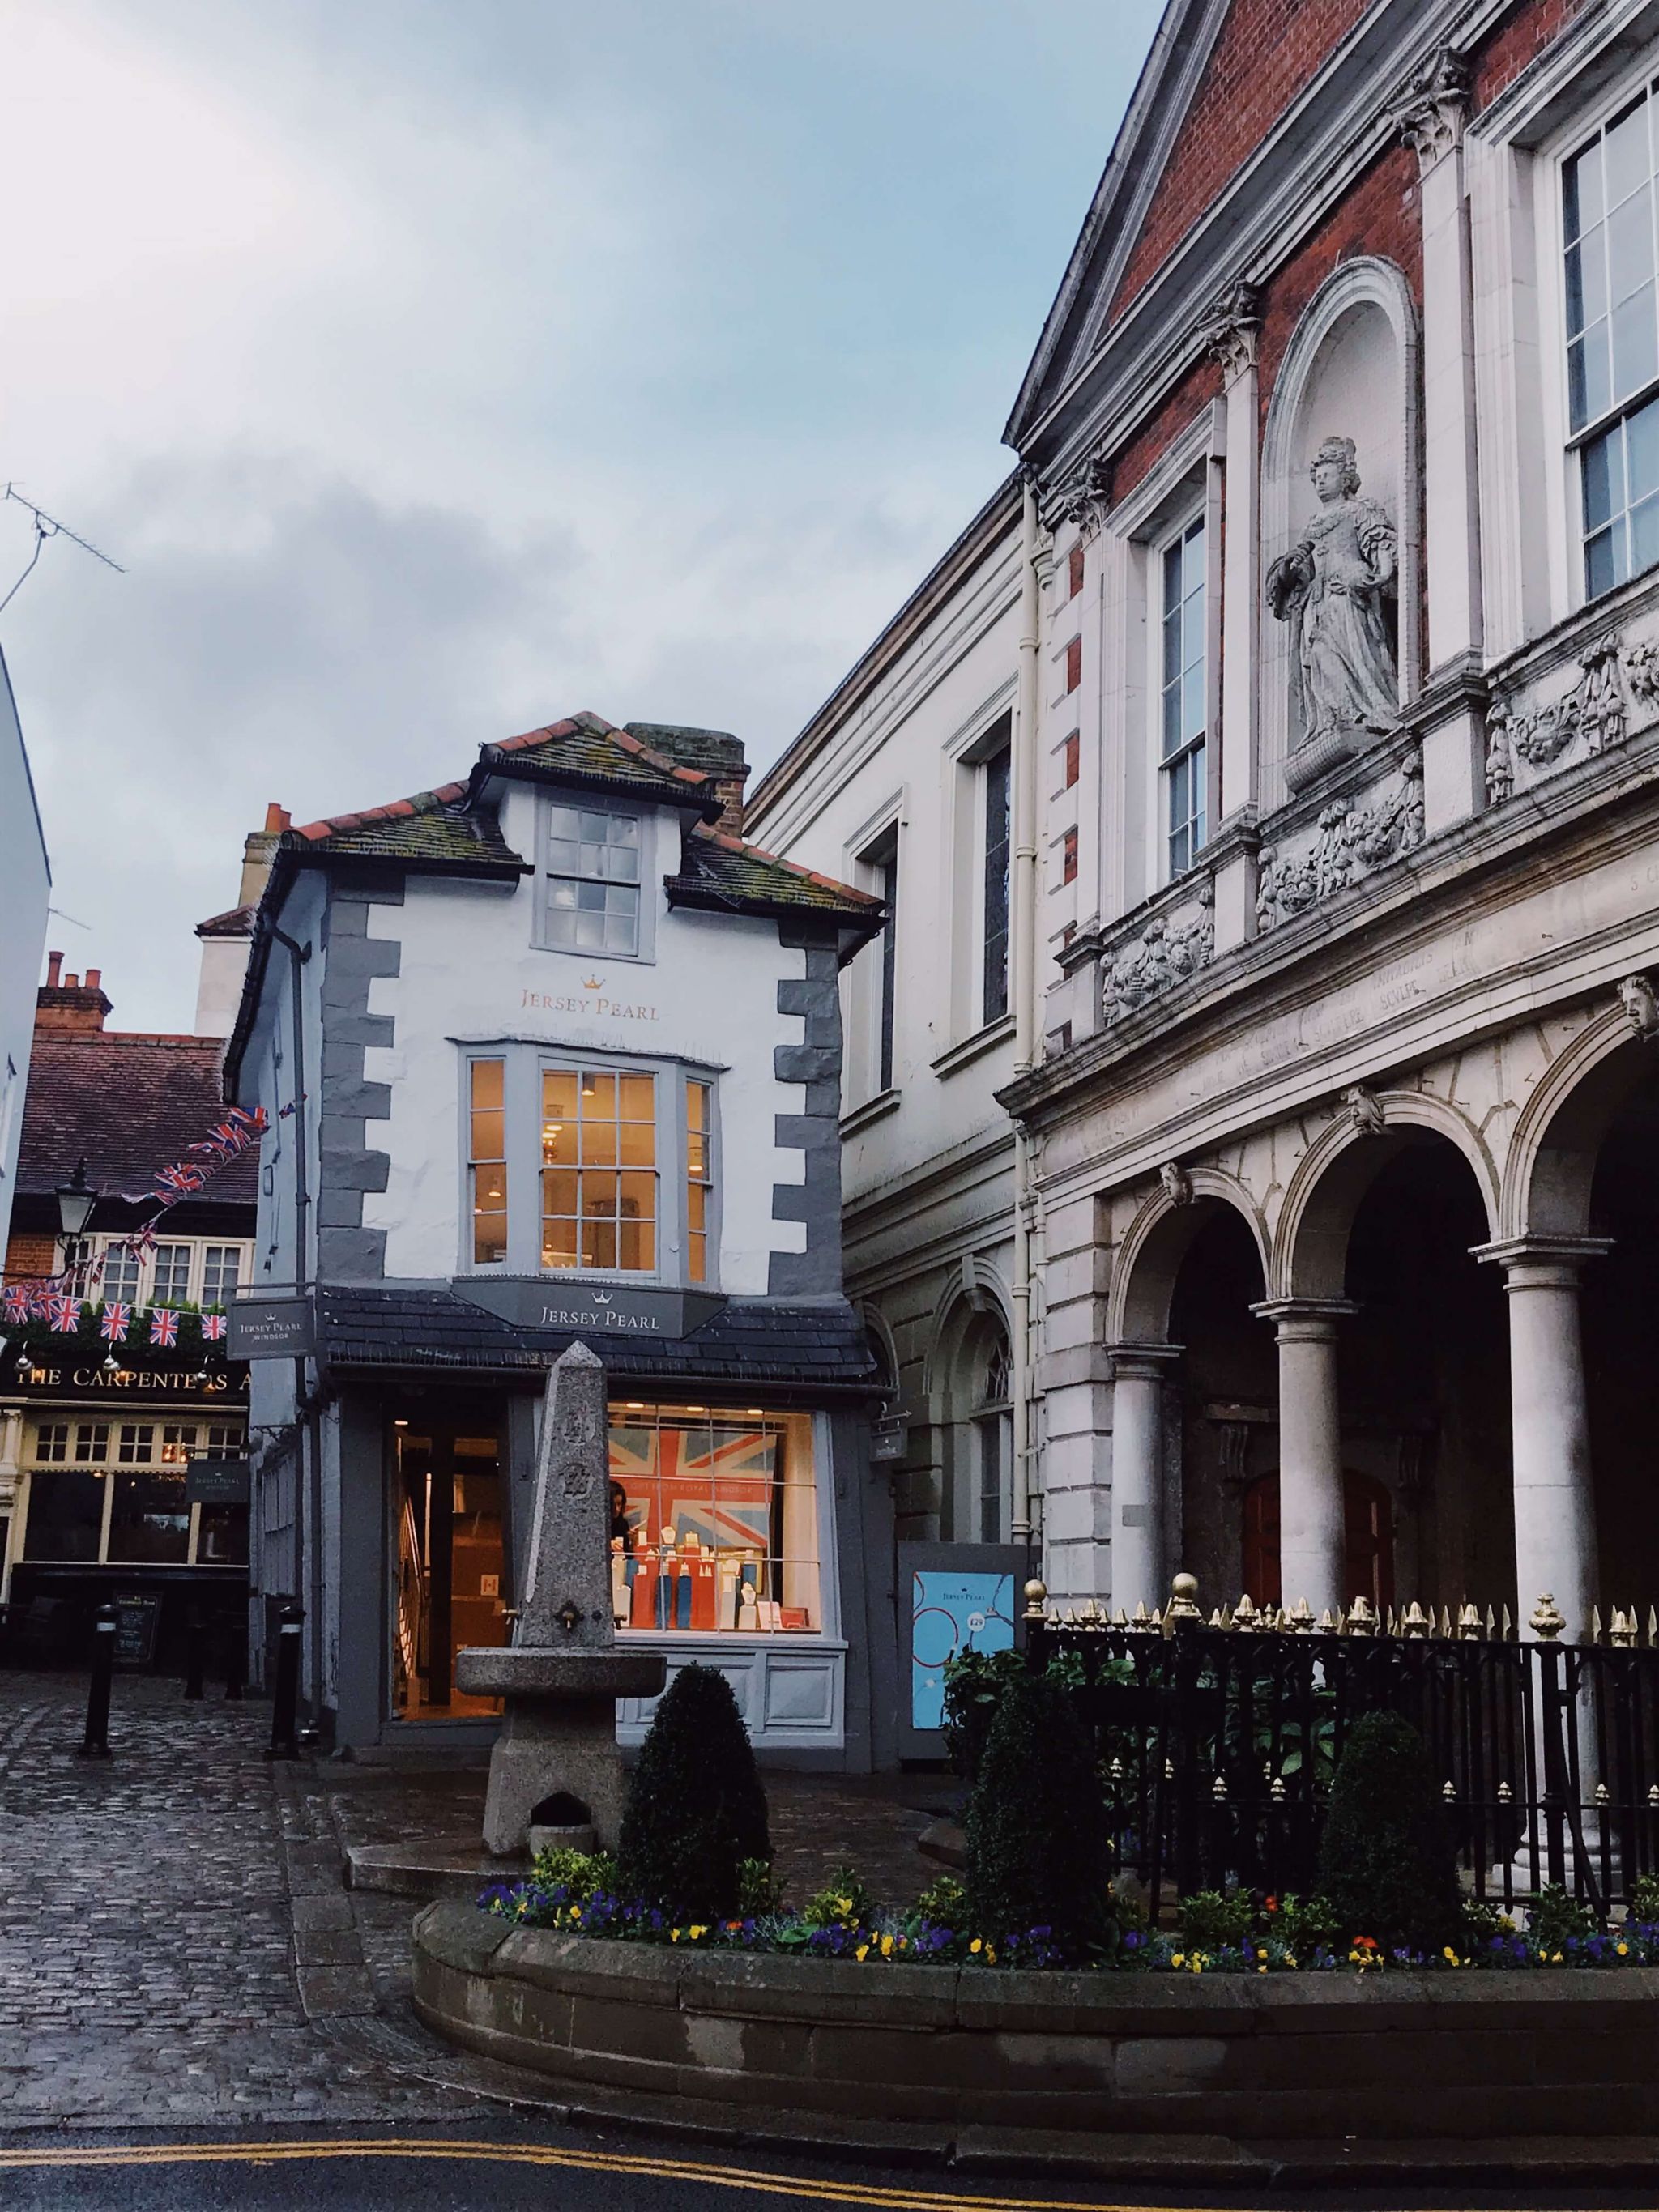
392,1421 -> 508,1720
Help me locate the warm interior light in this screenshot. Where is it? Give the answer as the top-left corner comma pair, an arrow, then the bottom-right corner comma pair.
746,1409 -> 765,1417
394,1418 -> 408,1428
684,1404 -> 706,1413
624,1400 -> 645,1409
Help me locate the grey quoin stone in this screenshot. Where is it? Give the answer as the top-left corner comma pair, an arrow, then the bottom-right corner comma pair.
456,1343 -> 664,1854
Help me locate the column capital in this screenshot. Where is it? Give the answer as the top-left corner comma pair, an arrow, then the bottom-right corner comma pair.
1392,47 -> 1469,176
1251,1298 -> 1358,1340
1472,1235 -> 1614,1283
1107,1341 -> 1183,1381
1197,278 -> 1263,385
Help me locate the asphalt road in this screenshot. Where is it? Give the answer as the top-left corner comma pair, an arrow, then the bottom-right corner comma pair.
3,2125 -> 1659,2212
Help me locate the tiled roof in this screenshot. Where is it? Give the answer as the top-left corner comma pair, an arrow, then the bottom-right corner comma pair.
666,826 -> 884,923
194,905 -> 256,939
481,712 -> 719,814
315,1285 -> 879,1392
14,1033 -> 259,1207
286,785 -> 523,872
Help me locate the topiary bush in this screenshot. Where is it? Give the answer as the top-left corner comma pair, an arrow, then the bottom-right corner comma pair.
616,1663 -> 770,1923
1315,1710 -> 1460,1953
964,1671 -> 1113,1960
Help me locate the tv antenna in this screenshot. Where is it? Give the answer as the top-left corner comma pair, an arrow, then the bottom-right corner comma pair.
0,484 -> 125,616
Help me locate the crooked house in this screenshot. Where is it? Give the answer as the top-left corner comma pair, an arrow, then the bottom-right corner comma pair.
224,713 -> 898,1764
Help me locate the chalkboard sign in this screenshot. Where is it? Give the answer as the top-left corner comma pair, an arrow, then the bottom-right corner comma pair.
113,1594 -> 162,1669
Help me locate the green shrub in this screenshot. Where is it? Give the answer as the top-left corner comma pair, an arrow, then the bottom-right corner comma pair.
737,1856 -> 783,1920
530,1845 -> 614,1901
1628,1873 -> 1659,1924
1459,1896 -> 1517,1947
1180,1886 -> 1255,1952
1314,1711 -> 1460,1953
912,1872 -> 969,1928
803,1865 -> 876,1930
1527,1882 -> 1596,1953
940,1649 -> 1026,1781
1269,1891 -> 1340,1955
616,1664 -> 770,1923
964,1672 -> 1113,1960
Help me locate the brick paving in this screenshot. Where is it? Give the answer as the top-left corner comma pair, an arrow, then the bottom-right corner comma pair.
0,1669 -> 949,2128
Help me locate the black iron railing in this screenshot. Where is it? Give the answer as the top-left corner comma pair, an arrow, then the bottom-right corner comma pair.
1024,1577 -> 1659,1916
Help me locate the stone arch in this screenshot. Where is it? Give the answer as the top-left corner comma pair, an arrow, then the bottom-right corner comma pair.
1499,1003 -> 1652,1240
857,1302 -> 901,1405
921,1259 -> 1015,1546
1260,254 -> 1421,801
1272,1091 -> 1499,1301
1108,1168 -> 1271,1343
921,1256 -> 1013,1416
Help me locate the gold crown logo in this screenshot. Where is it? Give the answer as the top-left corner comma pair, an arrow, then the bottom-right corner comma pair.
582,975 -> 603,990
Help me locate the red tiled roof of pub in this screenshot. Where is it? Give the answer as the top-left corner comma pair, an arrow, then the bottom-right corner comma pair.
15,1033 -> 258,1203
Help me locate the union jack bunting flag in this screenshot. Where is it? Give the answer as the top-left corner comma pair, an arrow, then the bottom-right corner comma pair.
155,1162 -> 207,1199
100,1302 -> 134,1342
201,1312 -> 228,1341
47,1294 -> 82,1334
2,1285 -> 30,1323
608,1421 -> 778,1554
149,1307 -> 179,1348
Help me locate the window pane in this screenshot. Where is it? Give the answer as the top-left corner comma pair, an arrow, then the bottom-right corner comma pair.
541,1169 -> 579,1218
1630,390 -> 1659,497
1568,139 -> 1604,239
202,1245 -> 241,1305
547,803 -> 582,839
74,1423 -> 109,1464
619,1118 -> 655,1166
1613,280 -> 1658,397
619,1074 -> 655,1122
1586,522 -> 1622,597
23,1473 -> 104,1561
582,1217 -> 618,1271
107,1468 -> 190,1564
582,1116 -> 618,1167
153,1246 -> 190,1303
1605,97 -> 1649,211
546,838 -> 580,874
585,1072 -> 616,1117
1584,424 -> 1623,528
542,1214 -> 579,1268
1608,190 -> 1653,304
1631,491 -> 1659,574
469,1059 -> 508,1265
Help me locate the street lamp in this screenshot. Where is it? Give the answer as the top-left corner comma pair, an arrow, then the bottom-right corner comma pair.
54,1160 -> 97,1239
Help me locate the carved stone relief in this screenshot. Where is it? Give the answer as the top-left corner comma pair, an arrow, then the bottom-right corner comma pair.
1256,748 -> 1424,931
1159,1161 -> 1195,1208
1100,882 -> 1215,1024
1198,278 -> 1262,382
1345,1084 -> 1386,1137
1620,974 -> 1659,1042
1392,49 -> 1470,173
1486,633 -> 1634,804
1046,454 -> 1111,539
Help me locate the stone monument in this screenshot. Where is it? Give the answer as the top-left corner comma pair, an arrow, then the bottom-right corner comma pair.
456,1341 -> 666,1856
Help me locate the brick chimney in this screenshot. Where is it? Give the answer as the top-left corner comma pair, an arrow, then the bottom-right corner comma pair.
238,801 -> 291,908
36,953 -> 112,1034
625,725 -> 748,835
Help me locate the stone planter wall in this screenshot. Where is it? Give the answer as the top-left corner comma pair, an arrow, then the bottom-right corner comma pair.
414,1899 -> 1659,2172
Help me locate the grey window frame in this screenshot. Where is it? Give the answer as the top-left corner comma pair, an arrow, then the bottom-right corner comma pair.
533,795 -> 657,965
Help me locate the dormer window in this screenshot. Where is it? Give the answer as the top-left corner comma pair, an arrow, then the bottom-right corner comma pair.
539,800 -> 644,957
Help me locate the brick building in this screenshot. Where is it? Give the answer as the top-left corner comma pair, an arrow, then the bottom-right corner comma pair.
0,958 -> 254,1661
753,0 -> 1659,1674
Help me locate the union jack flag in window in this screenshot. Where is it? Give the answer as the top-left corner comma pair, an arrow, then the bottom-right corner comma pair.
607,1418 -> 778,1556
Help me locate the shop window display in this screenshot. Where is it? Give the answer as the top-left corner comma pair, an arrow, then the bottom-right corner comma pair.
606,1404 -> 821,1634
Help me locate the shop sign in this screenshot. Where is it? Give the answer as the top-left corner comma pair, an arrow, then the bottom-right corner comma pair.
7,1361 -> 246,1398
186,1458 -> 250,1506
870,1417 -> 908,1464
895,1541 -> 1028,1756
113,1594 -> 162,1669
455,1279 -> 727,1341
228,1296 -> 315,1360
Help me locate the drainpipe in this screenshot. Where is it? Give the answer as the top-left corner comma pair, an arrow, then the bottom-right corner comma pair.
267,923 -> 321,1723
1010,476 -> 1043,1552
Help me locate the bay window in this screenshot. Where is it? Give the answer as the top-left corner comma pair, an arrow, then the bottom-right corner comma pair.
19,1414 -> 248,1567
464,1049 -> 716,1285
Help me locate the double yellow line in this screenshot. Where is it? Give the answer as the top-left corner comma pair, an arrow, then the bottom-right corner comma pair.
0,2135 -> 1181,2208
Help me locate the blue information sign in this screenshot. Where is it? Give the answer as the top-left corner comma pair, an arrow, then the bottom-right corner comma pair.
909,1569 -> 1014,1730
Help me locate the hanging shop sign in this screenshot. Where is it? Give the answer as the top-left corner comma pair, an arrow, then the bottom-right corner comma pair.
9,1360 -> 247,1398
186,1458 -> 251,1506
870,1416 -> 909,1464
228,1296 -> 316,1361
455,1279 -> 727,1340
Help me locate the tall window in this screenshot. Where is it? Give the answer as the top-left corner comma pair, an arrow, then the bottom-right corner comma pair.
1160,514 -> 1207,877
1566,89 -> 1659,597
201,1245 -> 241,1306
859,826 -> 898,1094
101,1243 -> 143,1305
540,1068 -> 657,1272
468,1059 -> 509,1264
541,803 -> 642,955
976,1340 -> 1011,1545
982,745 -> 1011,1025
685,1080 -> 713,1284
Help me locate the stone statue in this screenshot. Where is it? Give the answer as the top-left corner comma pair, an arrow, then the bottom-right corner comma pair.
1268,436 -> 1400,787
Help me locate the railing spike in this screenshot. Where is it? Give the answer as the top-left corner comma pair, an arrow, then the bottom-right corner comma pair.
1386,1606 -> 1397,1636
1149,1606 -> 1164,1632
1347,1596 -> 1377,1638
1649,1605 -> 1658,1647
1164,1757 -> 1175,1782
1270,1775 -> 1287,1802
1317,1608 -> 1337,1634
1113,1607 -> 1128,1628
1497,1780 -> 1513,1805
1485,1605 -> 1497,1639
1595,1780 -> 1610,1807
1439,1606 -> 1452,1639
1402,1600 -> 1430,1639
1648,1783 -> 1659,1810
1456,1602 -> 1482,1640
1212,1774 -> 1227,1801
1286,1596 -> 1314,1633
1442,1779 -> 1456,1802
1209,1609 -> 1224,1629
1130,1601 -> 1150,1629
1592,1605 -> 1604,1645
1501,1603 -> 1513,1640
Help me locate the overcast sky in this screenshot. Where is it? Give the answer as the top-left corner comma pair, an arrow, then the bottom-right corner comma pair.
2,0 -> 1161,1031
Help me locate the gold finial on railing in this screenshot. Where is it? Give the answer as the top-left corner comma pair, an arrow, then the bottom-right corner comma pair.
1163,1756 -> 1175,1782
1232,1594 -> 1259,1633
1648,1783 -> 1659,1809
1286,1597 -> 1315,1634
1209,1609 -> 1225,1629
1212,1775 -> 1228,1801
1595,1780 -> 1610,1807
1130,1600 -> 1151,1630
1611,1608 -> 1639,1648
1347,1595 -> 1378,1637
1530,1592 -> 1567,1642
1385,1605 -> 1398,1636
1456,1602 -> 1482,1639
1023,1578 -> 1047,1622
1166,1571 -> 1201,1627
1317,1608 -> 1337,1635
1498,1780 -> 1513,1805
1401,1600 -> 1431,1639
1270,1775 -> 1287,1803
1442,1780 -> 1456,1802
1439,1606 -> 1453,1639
1112,1606 -> 1128,1627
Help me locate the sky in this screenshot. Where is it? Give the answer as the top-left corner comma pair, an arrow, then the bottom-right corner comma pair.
2,0 -> 1162,1031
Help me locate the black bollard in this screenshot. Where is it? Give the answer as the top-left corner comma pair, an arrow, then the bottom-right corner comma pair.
224,1619 -> 245,1703
265,1602 -> 303,1759
79,1604 -> 117,1758
183,1605 -> 205,1702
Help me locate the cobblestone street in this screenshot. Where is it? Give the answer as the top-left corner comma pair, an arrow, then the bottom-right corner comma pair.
0,1669 -> 945,2133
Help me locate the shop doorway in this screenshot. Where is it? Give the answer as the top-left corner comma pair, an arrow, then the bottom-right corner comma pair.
393,1421 -> 507,1720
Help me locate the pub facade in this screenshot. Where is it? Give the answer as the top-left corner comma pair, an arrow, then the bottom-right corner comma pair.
224,713 -> 895,1764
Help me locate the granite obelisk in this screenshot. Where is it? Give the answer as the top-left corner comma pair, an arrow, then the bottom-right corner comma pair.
456,1342 -> 665,1855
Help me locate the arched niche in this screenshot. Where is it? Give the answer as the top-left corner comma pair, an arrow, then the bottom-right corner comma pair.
1260,258 -> 1421,808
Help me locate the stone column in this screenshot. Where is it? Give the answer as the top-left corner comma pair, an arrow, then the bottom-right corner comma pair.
1201,281 -> 1263,825
1254,1300 -> 1354,1616
1475,1237 -> 1610,1643
1396,50 -> 1486,831
1107,1345 -> 1179,1617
